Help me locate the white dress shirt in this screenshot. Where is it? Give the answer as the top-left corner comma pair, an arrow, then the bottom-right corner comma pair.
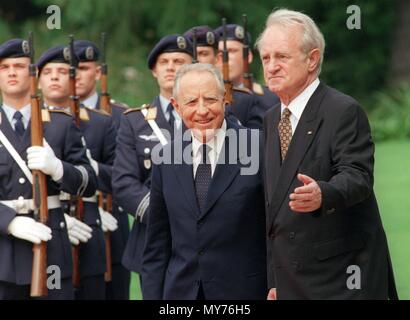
280,78 -> 320,135
2,103 -> 31,130
191,120 -> 227,178
82,92 -> 99,109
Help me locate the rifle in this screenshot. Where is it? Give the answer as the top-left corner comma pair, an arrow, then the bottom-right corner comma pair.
99,32 -> 113,283
68,34 -> 84,287
192,28 -> 198,64
242,14 -> 253,91
29,32 -> 49,298
221,18 -> 233,105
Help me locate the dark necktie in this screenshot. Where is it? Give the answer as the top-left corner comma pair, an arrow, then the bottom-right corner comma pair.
13,111 -> 25,138
278,108 -> 292,161
195,144 -> 212,214
167,103 -> 175,128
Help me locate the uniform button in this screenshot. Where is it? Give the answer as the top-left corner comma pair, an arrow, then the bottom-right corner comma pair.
268,232 -> 275,239
118,207 -> 124,212
18,196 -> 24,201
266,201 -> 270,208
60,222 -> 65,229
289,232 -> 295,240
291,261 -> 300,269
197,218 -> 204,225
96,219 -> 101,226
198,249 -> 205,256
19,177 -> 26,184
144,148 -> 150,154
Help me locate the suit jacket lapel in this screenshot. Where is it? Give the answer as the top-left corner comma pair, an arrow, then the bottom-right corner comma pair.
0,108 -> 30,155
201,122 -> 240,219
267,83 -> 328,229
173,139 -> 200,216
264,107 -> 281,204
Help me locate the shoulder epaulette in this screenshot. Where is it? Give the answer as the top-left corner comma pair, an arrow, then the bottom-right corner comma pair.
110,98 -> 129,109
41,109 -> 51,122
233,86 -> 252,94
79,108 -> 90,121
86,107 -> 110,117
123,107 -> 141,115
124,104 -> 157,121
48,109 -> 72,117
252,82 -> 264,96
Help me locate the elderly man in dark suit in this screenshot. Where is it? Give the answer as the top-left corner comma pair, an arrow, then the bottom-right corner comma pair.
141,63 -> 267,300
258,9 -> 398,300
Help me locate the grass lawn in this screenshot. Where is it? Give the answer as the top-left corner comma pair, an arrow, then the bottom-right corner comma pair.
374,140 -> 410,299
128,139 -> 410,300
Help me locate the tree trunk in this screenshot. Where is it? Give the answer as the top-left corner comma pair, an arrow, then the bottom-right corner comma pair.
388,0 -> 410,85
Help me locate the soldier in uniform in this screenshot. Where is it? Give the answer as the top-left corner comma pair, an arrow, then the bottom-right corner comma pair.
214,23 -> 280,116
37,45 -> 117,300
112,34 -> 193,286
0,39 -> 97,300
184,25 -> 263,129
74,39 -> 130,300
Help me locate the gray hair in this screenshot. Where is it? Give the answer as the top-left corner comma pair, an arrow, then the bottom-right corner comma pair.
172,63 -> 225,98
255,8 -> 326,75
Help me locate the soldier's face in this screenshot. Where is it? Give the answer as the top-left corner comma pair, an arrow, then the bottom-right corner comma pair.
216,40 -> 253,85
197,46 -> 217,65
39,63 -> 71,104
0,57 -> 30,98
259,25 -> 320,102
76,61 -> 101,99
172,71 -> 225,143
152,52 -> 192,93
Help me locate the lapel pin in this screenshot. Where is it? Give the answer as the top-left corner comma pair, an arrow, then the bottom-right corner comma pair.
307,130 -> 313,135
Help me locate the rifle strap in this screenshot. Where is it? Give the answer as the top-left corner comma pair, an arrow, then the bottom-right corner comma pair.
0,129 -> 33,184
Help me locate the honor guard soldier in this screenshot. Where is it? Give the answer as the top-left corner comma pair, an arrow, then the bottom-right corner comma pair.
0,39 -> 97,300
112,34 -> 193,285
37,44 -> 116,300
214,23 -> 279,118
185,25 -> 263,129
74,39 -> 130,300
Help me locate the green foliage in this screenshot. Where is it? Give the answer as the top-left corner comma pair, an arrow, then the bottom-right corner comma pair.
367,83 -> 410,141
0,0 -> 397,107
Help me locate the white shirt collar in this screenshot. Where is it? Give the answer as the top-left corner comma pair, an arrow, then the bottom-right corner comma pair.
281,78 -> 320,119
191,119 -> 227,161
2,103 -> 31,128
81,92 -> 99,109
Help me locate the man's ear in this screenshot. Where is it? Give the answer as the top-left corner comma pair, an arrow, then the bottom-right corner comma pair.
95,65 -> 102,81
151,67 -> 158,79
308,48 -> 321,72
170,97 -> 180,114
248,50 -> 254,64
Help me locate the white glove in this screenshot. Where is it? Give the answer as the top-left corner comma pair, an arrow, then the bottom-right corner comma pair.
64,214 -> 92,245
86,149 -> 99,176
27,139 -> 64,181
99,207 -> 118,232
7,216 -> 52,244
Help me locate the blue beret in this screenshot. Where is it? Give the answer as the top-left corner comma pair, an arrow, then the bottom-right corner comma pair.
37,45 -> 79,73
214,24 -> 251,44
74,40 -> 100,62
184,26 -> 219,50
147,34 -> 193,69
0,39 -> 30,60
